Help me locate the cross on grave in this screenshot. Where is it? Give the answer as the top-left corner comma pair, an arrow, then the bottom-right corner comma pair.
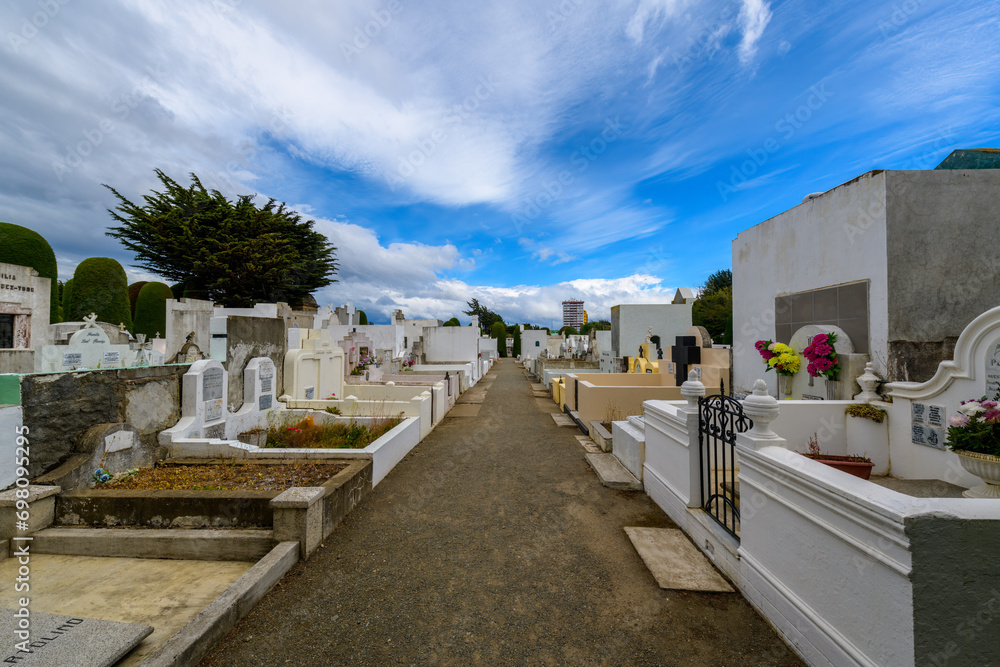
671,336 -> 701,386
83,312 -> 99,328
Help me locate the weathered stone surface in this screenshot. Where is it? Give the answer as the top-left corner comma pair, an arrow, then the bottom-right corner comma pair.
0,609 -> 152,666
585,453 -> 641,490
226,316 -> 286,411
625,527 -> 734,592
20,365 -> 187,478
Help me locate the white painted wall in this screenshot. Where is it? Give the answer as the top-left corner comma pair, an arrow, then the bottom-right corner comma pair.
613,304 -> 693,360
165,298 -> 215,362
733,171 -> 889,395
522,330 -> 547,358
215,303 -> 279,319
400,318 -> 443,354
327,324 -> 405,358
423,326 -> 479,364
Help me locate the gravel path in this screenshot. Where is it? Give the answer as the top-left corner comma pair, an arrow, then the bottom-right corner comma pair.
202,359 -> 801,666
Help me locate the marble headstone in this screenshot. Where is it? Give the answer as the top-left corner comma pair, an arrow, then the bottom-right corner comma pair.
1,609 -> 152,667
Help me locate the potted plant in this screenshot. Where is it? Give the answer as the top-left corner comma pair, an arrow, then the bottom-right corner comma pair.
800,433 -> 875,480
946,397 -> 1000,498
755,340 -> 800,396
803,332 -> 840,399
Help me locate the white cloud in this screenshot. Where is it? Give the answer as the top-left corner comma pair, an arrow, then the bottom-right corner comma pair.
737,0 -> 772,65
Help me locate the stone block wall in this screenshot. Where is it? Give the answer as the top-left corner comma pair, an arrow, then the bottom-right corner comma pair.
226,316 -> 286,411
19,364 -> 188,478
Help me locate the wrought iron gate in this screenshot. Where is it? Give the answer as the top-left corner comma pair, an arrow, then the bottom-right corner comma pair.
698,394 -> 752,540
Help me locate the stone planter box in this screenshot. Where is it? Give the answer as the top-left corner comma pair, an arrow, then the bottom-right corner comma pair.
55,459 -> 372,532
168,415 -> 421,487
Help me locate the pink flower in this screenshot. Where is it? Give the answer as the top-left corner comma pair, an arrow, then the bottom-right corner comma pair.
949,414 -> 970,427
984,409 -> 1000,423
984,401 -> 998,409
812,333 -> 828,346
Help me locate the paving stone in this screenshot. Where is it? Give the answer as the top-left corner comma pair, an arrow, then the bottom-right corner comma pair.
585,453 -> 642,490
551,414 -> 576,427
625,527 -> 735,593
0,609 -> 152,666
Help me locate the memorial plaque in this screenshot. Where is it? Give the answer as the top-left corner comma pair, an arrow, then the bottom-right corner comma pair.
1,609 -> 152,667
304,387 -> 315,400
62,352 -> 82,366
802,394 -> 824,401
987,338 -> 1000,398
69,327 -> 110,346
925,427 -> 945,450
911,403 -> 926,424
927,405 -> 945,428
203,367 -> 224,401
911,423 -> 927,445
205,398 -> 223,422
103,351 -> 121,366
259,394 -> 272,410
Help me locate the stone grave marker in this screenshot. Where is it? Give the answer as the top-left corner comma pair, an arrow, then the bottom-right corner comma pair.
670,336 -> 701,386
158,359 -> 230,444
281,340 -> 345,403
788,324 -> 868,400
1,609 -> 152,667
986,338 -> 1000,398
228,356 -> 283,438
37,313 -> 134,372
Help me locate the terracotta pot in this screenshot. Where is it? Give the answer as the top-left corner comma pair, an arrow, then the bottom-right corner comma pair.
802,453 -> 875,480
955,450 -> 1000,499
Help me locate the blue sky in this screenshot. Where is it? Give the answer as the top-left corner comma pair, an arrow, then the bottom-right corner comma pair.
2,0 -> 998,327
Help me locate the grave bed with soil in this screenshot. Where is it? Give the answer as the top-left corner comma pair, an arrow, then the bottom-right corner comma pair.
56,459 -> 373,533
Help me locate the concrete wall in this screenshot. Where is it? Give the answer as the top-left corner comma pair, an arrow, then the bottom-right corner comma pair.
611,304 -> 693,360
423,326 -> 479,364
226,316 -> 286,412
644,394 -> 1000,667
0,263 -> 51,350
0,405 -> 23,489
328,324 -> 404,358
0,350 -> 34,374
165,298 -> 215,362
522,330 -> 547,358
733,170 -> 889,395
16,364 -> 188,478
885,169 -> 1000,381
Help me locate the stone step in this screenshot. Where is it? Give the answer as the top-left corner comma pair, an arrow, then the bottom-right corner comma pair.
584,453 -> 642,491
31,527 -> 275,562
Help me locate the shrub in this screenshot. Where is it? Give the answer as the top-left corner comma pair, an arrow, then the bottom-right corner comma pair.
491,321 -> 506,357
443,317 -> 461,327
128,281 -> 148,317
132,282 -> 173,339
68,257 -> 132,329
0,222 -> 60,322
61,278 -> 74,320
845,403 -> 887,423
358,310 -> 368,325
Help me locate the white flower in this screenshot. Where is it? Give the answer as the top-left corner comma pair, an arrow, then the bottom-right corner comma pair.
960,401 -> 985,416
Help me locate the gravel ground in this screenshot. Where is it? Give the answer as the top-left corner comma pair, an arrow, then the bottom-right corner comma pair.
202,359 -> 802,666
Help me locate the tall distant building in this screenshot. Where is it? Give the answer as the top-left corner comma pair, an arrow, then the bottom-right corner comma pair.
562,299 -> 584,329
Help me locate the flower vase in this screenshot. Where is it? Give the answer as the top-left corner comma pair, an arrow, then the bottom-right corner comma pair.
778,375 -> 792,397
825,379 -> 840,401
955,451 -> 1000,499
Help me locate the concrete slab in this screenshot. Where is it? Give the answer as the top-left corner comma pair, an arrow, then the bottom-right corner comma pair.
0,555 -> 252,665
447,404 -> 482,417
532,390 -> 550,398
0,609 -> 153,667
551,413 -> 576,427
585,453 -> 642,490
32,528 -> 275,561
869,476 -> 966,498
575,436 -> 602,454
457,392 -> 487,404
625,527 -> 734,593
530,383 -> 546,391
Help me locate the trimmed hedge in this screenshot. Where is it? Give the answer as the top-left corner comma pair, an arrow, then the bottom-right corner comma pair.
128,281 -> 148,317
0,222 -> 60,322
132,282 -> 172,339
358,310 -> 368,325
61,279 -> 73,321
68,257 -> 132,329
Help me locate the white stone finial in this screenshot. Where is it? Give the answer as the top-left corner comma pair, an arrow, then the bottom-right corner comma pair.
680,369 -> 706,409
118,322 -> 127,332
83,313 -> 99,328
853,362 -> 881,403
742,379 -> 782,441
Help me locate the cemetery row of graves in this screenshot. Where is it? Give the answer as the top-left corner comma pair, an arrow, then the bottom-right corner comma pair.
1,150 -> 999,665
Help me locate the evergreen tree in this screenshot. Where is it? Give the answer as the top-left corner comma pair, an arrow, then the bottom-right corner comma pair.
491,321 -> 507,358
105,170 -> 338,307
68,257 -> 132,329
692,269 -> 733,343
0,222 -> 60,322
132,282 -> 173,339
512,327 -> 521,356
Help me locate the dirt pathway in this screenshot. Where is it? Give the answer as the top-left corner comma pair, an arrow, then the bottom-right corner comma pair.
203,359 -> 801,666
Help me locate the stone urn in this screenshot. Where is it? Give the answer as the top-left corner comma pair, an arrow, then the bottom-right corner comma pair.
956,450 -> 1000,499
